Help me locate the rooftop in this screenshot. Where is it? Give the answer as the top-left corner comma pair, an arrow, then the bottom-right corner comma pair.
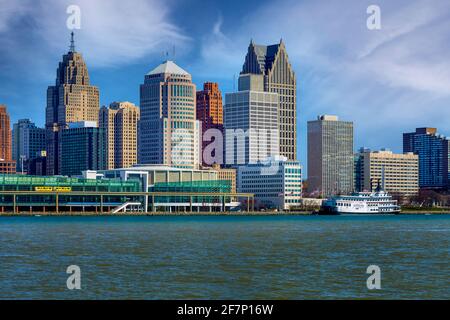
146,60 -> 190,76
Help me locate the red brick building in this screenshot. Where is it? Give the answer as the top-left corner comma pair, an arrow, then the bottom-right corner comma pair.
196,82 -> 223,165
0,105 -> 16,174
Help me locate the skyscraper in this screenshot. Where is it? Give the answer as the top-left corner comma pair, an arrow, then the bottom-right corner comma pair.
196,82 -> 223,165
0,105 -> 16,174
138,60 -> 199,168
46,32 -> 100,175
224,74 -> 279,165
307,115 -> 354,197
99,102 -> 140,169
241,40 -> 297,160
12,119 -> 46,173
60,121 -> 106,176
403,128 -> 449,189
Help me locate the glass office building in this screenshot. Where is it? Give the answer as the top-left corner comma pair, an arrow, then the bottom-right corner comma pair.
403,128 -> 449,189
0,174 -> 141,212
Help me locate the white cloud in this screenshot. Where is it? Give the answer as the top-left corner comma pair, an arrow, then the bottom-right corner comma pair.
0,0 -> 190,68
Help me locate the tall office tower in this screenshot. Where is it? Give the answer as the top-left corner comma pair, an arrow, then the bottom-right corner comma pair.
307,115 -> 354,197
403,128 -> 449,189
241,39 -> 297,160
139,60 -> 199,169
0,105 -> 16,173
196,82 -> 223,165
99,102 -> 140,169
354,148 -> 419,198
60,121 -> 106,176
12,119 -> 46,172
224,74 -> 279,166
46,32 -> 100,175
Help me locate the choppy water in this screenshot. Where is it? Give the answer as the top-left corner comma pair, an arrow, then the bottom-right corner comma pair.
0,215 -> 449,299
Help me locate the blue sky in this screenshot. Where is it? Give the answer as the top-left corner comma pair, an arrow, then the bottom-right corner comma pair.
1,0 -> 450,170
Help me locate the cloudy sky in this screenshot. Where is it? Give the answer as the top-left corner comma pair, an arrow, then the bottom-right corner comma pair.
1,0 -> 449,169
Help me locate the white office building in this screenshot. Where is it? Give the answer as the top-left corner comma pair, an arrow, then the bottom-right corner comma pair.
237,156 -> 302,210
224,74 -> 279,166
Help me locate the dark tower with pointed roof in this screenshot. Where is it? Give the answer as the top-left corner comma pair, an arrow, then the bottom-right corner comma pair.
45,32 -> 100,175
241,39 -> 297,160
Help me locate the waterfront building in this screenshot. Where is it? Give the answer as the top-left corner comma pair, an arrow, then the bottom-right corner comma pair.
46,32 -> 100,175
0,105 -> 16,174
224,74 -> 279,165
99,165 -> 243,212
0,174 -> 141,214
237,156 -> 302,210
354,148 -> 419,198
196,82 -> 223,165
138,60 -> 199,169
403,128 -> 449,189
241,40 -> 297,160
307,115 -> 354,197
12,119 -> 46,173
60,121 -> 106,176
99,102 -> 140,169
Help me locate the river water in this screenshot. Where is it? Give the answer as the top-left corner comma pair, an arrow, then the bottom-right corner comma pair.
0,215 -> 448,299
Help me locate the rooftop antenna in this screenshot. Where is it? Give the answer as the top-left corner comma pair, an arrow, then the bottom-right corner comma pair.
233,74 -> 236,92
69,31 -> 75,52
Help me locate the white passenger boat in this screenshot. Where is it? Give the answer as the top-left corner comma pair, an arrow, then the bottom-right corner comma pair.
319,190 -> 401,215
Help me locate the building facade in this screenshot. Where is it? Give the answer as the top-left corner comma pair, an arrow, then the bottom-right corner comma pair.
46,33 -> 100,175
241,40 -> 297,160
237,156 -> 302,210
12,119 -> 46,173
60,121 -> 106,176
354,148 -> 419,197
196,82 -> 223,165
99,102 -> 140,169
210,163 -> 237,193
224,74 -> 279,166
307,115 -> 354,197
0,105 -> 16,174
139,60 -> 199,169
403,127 -> 449,189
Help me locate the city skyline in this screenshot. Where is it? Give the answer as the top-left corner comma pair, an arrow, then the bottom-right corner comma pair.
1,0 -> 450,171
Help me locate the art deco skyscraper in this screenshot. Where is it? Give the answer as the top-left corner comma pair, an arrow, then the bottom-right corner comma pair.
0,104 -> 16,174
99,102 -> 140,169
241,40 -> 297,160
138,60 -> 199,169
196,82 -> 223,165
46,32 -> 100,175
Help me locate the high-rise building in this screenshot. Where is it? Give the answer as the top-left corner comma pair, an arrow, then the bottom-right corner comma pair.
307,115 -> 354,197
60,121 -> 106,176
46,32 -> 100,175
138,60 -> 199,169
237,156 -> 302,210
196,82 -> 223,165
241,40 -> 297,160
99,102 -> 140,169
224,74 -> 279,166
354,148 -> 419,198
403,127 -> 449,189
0,105 -> 16,174
12,119 -> 46,173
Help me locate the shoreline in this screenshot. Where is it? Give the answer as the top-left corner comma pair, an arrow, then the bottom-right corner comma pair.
0,211 -> 449,217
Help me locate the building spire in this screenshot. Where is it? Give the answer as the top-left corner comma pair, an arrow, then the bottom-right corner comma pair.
69,31 -> 76,53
